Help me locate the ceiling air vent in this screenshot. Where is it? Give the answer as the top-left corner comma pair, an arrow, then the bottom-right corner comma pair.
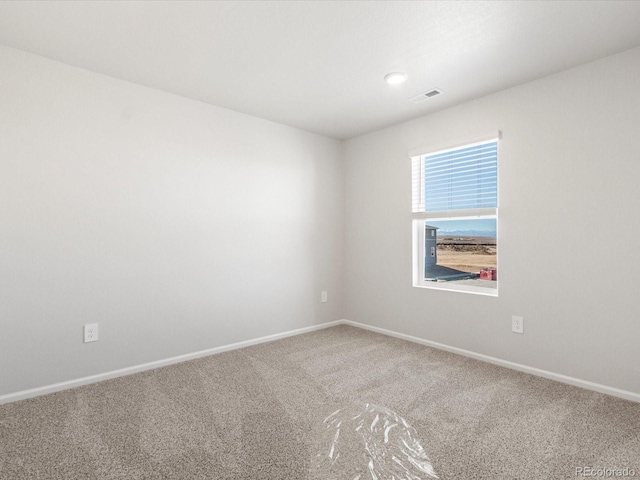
410,88 -> 443,104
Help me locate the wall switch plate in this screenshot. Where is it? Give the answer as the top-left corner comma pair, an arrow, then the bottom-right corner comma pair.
84,323 -> 99,343
321,291 -> 328,303
512,316 -> 524,334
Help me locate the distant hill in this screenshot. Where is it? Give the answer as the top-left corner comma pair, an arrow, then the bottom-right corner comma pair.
435,230 -> 496,238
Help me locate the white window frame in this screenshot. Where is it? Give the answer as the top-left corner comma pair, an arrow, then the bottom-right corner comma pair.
411,133 -> 500,296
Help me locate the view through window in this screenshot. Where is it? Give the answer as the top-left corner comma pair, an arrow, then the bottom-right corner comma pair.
423,218 -> 497,289
412,136 -> 498,294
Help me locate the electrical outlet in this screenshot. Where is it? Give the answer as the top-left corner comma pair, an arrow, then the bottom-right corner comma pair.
84,323 -> 99,343
321,291 -> 328,303
512,316 -> 524,334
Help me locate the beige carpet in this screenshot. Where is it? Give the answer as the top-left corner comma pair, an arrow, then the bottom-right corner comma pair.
1,325 -> 638,479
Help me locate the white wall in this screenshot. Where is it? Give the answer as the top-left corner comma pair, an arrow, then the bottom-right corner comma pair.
0,45 -> 343,396
343,46 -> 640,394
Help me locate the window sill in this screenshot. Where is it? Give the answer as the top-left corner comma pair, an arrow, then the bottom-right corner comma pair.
413,281 -> 498,297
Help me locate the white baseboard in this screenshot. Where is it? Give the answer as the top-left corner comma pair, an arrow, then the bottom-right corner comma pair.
341,319 -> 640,403
0,320 -> 343,405
3,318 -> 638,405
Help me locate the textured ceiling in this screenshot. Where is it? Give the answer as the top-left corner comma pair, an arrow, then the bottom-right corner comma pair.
1,1 -> 640,139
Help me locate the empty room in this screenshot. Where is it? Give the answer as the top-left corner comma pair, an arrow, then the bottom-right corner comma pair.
1,1 -> 639,479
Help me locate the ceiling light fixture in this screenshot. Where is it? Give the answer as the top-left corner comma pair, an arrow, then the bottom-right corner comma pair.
384,72 -> 407,85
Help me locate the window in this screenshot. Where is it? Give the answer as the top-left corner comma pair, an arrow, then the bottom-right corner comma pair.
411,135 -> 499,295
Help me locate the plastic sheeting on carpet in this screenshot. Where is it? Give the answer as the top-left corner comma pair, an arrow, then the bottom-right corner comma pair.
312,403 -> 438,480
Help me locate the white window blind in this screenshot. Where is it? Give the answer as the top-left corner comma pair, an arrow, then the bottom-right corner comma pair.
412,139 -> 498,215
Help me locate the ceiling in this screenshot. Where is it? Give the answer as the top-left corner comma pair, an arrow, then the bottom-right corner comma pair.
2,1 -> 640,140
